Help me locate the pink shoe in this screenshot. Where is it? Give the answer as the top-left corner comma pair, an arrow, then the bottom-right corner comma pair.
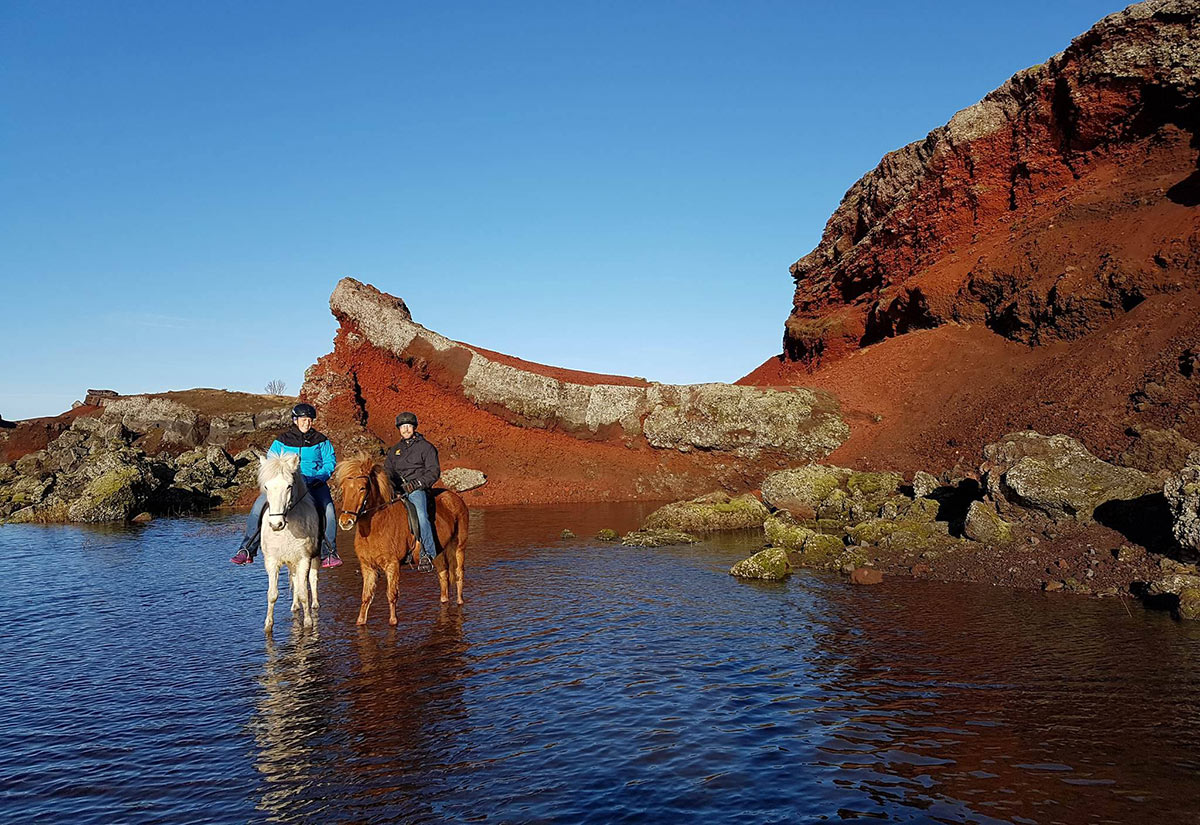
321,554 -> 343,569
231,548 -> 252,565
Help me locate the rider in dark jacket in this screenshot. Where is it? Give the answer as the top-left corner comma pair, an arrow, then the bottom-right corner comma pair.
384,412 -> 441,571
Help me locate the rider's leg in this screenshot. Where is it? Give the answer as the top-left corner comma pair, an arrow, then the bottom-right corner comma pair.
310,483 -> 338,558
408,488 -> 437,563
232,493 -> 267,564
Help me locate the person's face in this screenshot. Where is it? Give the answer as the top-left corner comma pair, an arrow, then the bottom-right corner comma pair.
398,423 -> 415,439
295,416 -> 314,433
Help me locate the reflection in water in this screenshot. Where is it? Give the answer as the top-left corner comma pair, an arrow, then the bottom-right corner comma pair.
3,507 -> 1200,824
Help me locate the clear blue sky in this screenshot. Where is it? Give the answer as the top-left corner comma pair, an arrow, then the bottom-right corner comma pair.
1,0 -> 1127,420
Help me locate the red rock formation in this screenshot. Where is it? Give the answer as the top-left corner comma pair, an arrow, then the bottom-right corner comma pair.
302,279 -> 849,505
745,0 -> 1200,472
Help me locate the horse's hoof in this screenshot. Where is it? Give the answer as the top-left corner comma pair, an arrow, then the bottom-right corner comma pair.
457,597 -> 465,605
440,596 -> 449,604
388,617 -> 398,626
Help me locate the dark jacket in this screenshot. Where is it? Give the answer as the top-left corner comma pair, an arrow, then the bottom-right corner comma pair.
384,432 -> 440,491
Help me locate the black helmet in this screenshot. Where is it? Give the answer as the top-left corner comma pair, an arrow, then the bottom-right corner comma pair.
395,411 -> 418,429
292,403 -> 317,419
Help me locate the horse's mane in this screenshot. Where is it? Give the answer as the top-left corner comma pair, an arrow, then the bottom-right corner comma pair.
258,453 -> 302,487
332,453 -> 393,503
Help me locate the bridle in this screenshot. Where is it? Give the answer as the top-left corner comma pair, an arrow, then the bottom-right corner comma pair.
267,479 -> 310,526
338,474 -> 398,527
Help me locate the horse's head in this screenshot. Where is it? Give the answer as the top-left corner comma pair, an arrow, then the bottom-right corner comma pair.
260,452 -> 302,531
333,455 -> 392,531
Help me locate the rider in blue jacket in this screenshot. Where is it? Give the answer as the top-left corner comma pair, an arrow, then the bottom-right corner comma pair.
231,402 -> 341,568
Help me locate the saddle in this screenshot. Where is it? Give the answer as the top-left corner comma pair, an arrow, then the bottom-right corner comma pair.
399,488 -> 446,561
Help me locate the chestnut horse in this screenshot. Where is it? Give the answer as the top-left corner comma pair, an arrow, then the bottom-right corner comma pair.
332,455 -> 470,623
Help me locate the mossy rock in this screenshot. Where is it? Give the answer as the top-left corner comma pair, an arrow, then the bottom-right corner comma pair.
764,514 -> 817,551
730,547 -> 791,580
963,500 -> 1014,545
596,528 -> 620,542
846,518 -> 901,545
621,528 -> 700,547
642,492 -> 768,533
1178,588 -> 1200,620
761,465 -> 852,512
847,471 -> 903,499
67,466 -> 143,523
816,488 -> 853,522
896,497 -> 940,524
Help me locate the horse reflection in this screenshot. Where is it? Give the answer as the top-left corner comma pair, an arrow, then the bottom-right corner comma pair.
249,630 -> 334,821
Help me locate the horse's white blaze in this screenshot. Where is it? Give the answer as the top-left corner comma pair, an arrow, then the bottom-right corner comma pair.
258,453 -> 320,633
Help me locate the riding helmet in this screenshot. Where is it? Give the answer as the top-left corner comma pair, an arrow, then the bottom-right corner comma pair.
395,411 -> 418,429
291,402 -> 317,419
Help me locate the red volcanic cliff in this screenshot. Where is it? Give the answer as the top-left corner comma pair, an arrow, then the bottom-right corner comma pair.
745,0 -> 1200,472
302,279 -> 849,505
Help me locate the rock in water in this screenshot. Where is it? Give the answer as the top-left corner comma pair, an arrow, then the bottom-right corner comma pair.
642,492 -> 768,532
621,529 -> 700,548
730,548 -> 791,581
850,568 -> 883,586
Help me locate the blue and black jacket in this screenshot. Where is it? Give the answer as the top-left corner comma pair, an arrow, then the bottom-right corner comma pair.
269,426 -> 336,485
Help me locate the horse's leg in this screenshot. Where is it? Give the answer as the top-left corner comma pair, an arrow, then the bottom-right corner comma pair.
454,537 -> 466,606
357,565 -> 378,626
435,552 -> 450,604
385,560 -> 400,626
290,561 -> 302,613
296,556 -> 314,629
309,550 -> 320,611
265,557 -> 280,633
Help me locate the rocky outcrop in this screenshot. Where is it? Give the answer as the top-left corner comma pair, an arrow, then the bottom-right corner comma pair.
781,0 -> 1200,366
439,467 -> 487,493
621,528 -> 700,548
303,278 -> 848,505
0,390 -> 294,523
729,548 -> 790,581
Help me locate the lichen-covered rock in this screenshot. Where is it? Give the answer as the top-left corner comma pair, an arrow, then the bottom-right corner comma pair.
1146,573 -> 1200,598
172,446 -> 237,494
982,432 -> 1157,523
621,529 -> 700,547
596,528 -> 619,542
963,500 -> 1014,545
66,465 -> 155,523
763,514 -> 817,550
642,492 -> 768,533
99,396 -> 203,447
912,471 -> 939,499
1178,588 -> 1200,621
730,548 -> 791,580
440,467 -> 487,493
1164,451 -> 1200,552
760,465 -> 852,513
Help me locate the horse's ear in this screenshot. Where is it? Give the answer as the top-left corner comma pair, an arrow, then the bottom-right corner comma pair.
283,452 -> 301,471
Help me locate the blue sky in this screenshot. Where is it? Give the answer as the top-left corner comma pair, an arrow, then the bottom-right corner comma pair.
1,0 -> 1127,420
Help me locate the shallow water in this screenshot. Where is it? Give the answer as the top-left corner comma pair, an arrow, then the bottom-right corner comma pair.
2,503 -> 1199,824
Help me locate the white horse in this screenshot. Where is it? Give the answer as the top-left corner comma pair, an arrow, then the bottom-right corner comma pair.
258,453 -> 320,632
